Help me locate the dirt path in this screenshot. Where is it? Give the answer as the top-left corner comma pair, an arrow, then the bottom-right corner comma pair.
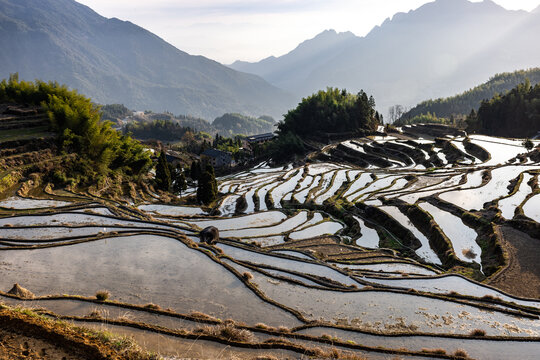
487,225 -> 540,299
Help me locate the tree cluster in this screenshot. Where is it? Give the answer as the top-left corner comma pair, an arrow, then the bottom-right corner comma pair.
277,87 -> 379,138
154,151 -> 187,194
124,119 -> 191,142
100,104 -> 132,122
212,113 -> 275,137
466,80 -> 540,138
394,112 -> 460,127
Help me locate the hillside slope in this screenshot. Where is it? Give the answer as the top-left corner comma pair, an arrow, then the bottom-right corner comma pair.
0,0 -> 294,119
399,68 -> 540,120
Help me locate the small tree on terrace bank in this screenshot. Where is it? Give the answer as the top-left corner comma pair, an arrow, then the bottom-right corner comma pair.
172,165 -> 187,195
155,151 -> 171,191
197,164 -> 217,205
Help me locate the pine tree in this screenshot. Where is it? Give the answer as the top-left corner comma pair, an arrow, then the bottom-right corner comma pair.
190,161 -> 201,181
155,151 -> 171,191
197,164 -> 217,205
206,164 -> 218,197
173,165 -> 187,195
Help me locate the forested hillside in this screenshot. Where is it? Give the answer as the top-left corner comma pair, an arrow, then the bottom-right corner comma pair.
213,113 -> 275,136
399,68 -> 540,121
123,111 -> 275,143
467,80 -> 540,138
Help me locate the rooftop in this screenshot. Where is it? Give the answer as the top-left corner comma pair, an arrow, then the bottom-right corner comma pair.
246,133 -> 275,142
201,148 -> 232,158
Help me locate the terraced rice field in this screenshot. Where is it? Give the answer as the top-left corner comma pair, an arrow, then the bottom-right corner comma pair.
1,127 -> 539,359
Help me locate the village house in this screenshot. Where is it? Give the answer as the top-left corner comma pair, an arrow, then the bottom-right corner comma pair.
246,132 -> 275,144
201,148 -> 233,168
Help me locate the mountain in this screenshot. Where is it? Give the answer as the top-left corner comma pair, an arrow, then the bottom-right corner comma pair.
231,0 -> 540,116
229,30 -> 358,94
399,68 -> 540,120
0,0 -> 294,119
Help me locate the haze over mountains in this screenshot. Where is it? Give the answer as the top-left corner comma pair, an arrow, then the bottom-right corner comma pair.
230,30 -> 358,95
0,0 -> 294,119
230,0 -> 540,117
1,0 -> 539,122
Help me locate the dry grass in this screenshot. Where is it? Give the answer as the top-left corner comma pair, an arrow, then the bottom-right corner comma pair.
219,324 -> 254,342
421,348 -> 447,355
144,303 -> 161,310
470,328 -> 486,336
454,349 -> 469,358
329,348 -> 341,358
277,326 -> 290,333
263,338 -> 293,345
214,247 -> 224,254
95,290 -> 110,301
194,324 -> 254,342
86,310 -> 103,319
242,272 -> 254,281
323,348 -> 368,360
462,248 -> 477,259
189,311 -> 219,321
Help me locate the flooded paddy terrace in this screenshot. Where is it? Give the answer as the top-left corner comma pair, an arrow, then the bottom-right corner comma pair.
1,128 -> 539,359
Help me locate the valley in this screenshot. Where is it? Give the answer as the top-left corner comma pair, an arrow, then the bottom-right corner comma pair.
1,0 -> 540,358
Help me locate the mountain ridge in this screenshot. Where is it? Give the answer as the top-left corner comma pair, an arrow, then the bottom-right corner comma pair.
0,0 -> 294,120
229,29 -> 358,94
229,0 -> 539,115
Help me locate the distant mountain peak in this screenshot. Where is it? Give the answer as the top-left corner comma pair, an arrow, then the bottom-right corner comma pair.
293,29 -> 356,51
315,29 -> 355,37
378,0 -> 511,30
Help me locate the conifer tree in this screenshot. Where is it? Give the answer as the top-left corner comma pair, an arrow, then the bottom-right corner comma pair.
155,151 -> 171,191
190,161 -> 201,181
173,165 -> 187,195
197,164 -> 217,205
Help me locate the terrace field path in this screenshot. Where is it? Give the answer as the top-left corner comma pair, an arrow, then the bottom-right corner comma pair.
487,226 -> 540,299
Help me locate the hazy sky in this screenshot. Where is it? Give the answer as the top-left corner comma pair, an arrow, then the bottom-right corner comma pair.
77,0 -> 539,64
